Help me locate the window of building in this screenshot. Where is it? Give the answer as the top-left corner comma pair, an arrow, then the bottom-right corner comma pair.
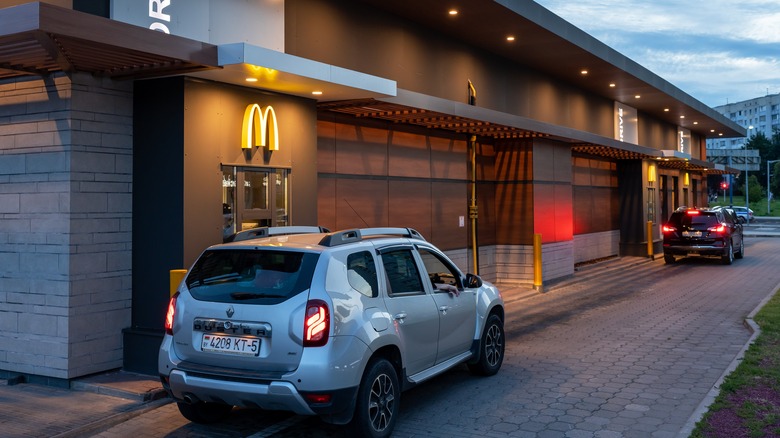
222,166 -> 290,241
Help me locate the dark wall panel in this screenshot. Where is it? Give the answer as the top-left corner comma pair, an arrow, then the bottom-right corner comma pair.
492,141 -> 534,245
335,178 -> 389,229
389,180 -> 432,239
429,181 -> 468,250
572,157 -> 618,234
132,77 -> 185,331
317,118 -> 470,250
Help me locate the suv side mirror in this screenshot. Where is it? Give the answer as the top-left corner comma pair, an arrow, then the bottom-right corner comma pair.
465,273 -> 482,288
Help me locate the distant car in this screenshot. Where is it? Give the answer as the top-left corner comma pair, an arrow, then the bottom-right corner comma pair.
159,226 -> 505,437
662,207 -> 744,265
711,206 -> 744,224
728,206 -> 754,223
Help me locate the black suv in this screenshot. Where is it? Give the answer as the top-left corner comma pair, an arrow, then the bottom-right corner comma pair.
662,207 -> 744,265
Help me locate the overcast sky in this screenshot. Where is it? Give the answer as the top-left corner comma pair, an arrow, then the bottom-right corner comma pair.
534,0 -> 780,109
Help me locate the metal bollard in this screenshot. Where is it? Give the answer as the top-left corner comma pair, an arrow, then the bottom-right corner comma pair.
533,233 -> 543,292
170,269 -> 187,297
647,221 -> 654,260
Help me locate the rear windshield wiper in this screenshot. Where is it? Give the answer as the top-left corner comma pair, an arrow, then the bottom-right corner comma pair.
230,292 -> 286,300
188,272 -> 241,288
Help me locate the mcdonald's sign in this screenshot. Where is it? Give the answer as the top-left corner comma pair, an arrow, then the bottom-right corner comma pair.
242,103 -> 279,150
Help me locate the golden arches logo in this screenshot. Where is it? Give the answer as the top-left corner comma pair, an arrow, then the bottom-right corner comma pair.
242,103 -> 279,151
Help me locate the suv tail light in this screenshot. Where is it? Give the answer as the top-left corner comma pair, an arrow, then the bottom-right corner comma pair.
165,293 -> 178,335
662,225 -> 676,233
304,299 -> 330,347
708,224 -> 726,234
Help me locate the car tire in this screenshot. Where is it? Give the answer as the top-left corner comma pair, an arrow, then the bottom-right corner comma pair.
664,254 -> 675,264
721,241 -> 734,265
350,358 -> 399,438
734,239 -> 744,259
468,313 -> 505,376
176,401 -> 233,423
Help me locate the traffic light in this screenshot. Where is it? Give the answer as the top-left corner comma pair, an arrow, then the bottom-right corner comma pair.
720,181 -> 729,190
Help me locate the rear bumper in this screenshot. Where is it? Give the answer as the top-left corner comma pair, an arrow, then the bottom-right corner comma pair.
166,369 -> 316,414
164,368 -> 359,423
663,244 -> 726,257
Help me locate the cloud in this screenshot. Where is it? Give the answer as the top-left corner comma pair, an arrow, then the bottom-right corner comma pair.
535,0 -> 780,106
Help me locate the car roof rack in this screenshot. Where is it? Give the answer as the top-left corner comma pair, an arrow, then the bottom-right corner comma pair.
319,227 -> 426,247
229,226 -> 330,242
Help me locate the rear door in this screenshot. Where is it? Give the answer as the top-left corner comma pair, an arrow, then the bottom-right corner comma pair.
379,247 -> 439,375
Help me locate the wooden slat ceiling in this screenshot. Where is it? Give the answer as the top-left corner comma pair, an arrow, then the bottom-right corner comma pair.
320,99 -> 734,174
0,2 -> 219,81
320,99 -> 548,140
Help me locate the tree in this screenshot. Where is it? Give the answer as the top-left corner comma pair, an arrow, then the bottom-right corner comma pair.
745,174 -> 764,202
746,131 -> 773,191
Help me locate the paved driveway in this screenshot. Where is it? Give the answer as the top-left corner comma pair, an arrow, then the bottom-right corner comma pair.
82,237 -> 780,438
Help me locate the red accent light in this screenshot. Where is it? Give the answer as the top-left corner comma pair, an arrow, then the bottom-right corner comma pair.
686,210 -> 700,215
662,225 -> 676,233
304,299 -> 329,347
708,224 -> 726,233
165,293 -> 178,335
304,393 -> 332,404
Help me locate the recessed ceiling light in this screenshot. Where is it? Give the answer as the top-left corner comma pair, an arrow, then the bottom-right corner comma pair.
693,121 -> 698,125
634,95 -> 641,99
245,78 -> 258,82
710,129 -> 716,132
664,108 -> 670,112
312,91 -> 323,95
680,115 -> 685,119
448,9 -> 458,15
609,83 -> 616,88
581,70 -> 588,75
507,36 -> 515,41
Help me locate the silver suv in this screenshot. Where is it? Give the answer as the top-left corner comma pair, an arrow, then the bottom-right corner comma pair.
159,226 -> 505,437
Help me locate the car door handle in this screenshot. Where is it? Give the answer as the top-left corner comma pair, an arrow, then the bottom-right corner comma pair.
393,312 -> 407,322
439,305 -> 449,315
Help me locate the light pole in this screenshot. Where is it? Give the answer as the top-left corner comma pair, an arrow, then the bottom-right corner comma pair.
769,159 -> 780,215
746,126 -> 753,221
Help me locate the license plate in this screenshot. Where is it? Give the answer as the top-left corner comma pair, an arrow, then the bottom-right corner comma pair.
202,334 -> 260,356
682,231 -> 702,237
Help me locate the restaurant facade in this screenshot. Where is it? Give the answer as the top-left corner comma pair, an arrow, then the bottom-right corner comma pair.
0,0 -> 743,380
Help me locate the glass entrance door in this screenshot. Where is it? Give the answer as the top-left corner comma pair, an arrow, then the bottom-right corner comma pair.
222,166 -> 289,241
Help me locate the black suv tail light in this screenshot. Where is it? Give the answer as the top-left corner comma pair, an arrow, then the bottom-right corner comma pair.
165,293 -> 178,335
708,224 -> 726,234
662,225 -> 676,233
304,299 -> 330,347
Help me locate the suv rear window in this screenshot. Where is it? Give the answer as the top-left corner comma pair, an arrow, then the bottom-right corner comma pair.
185,249 -> 319,303
670,212 -> 719,229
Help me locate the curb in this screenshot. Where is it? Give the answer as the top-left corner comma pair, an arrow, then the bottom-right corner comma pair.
70,379 -> 169,402
678,281 -> 780,437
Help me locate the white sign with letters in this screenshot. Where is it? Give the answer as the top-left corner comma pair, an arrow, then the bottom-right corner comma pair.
110,0 -> 284,50
614,102 -> 638,145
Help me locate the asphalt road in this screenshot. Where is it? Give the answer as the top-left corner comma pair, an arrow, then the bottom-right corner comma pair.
89,236 -> 780,438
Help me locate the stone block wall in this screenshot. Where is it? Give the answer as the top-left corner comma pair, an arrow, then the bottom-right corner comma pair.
0,72 -> 132,380
573,230 -> 620,264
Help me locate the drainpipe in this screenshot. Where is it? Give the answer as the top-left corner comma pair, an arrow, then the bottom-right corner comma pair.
467,80 -> 479,274
469,135 -> 479,274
